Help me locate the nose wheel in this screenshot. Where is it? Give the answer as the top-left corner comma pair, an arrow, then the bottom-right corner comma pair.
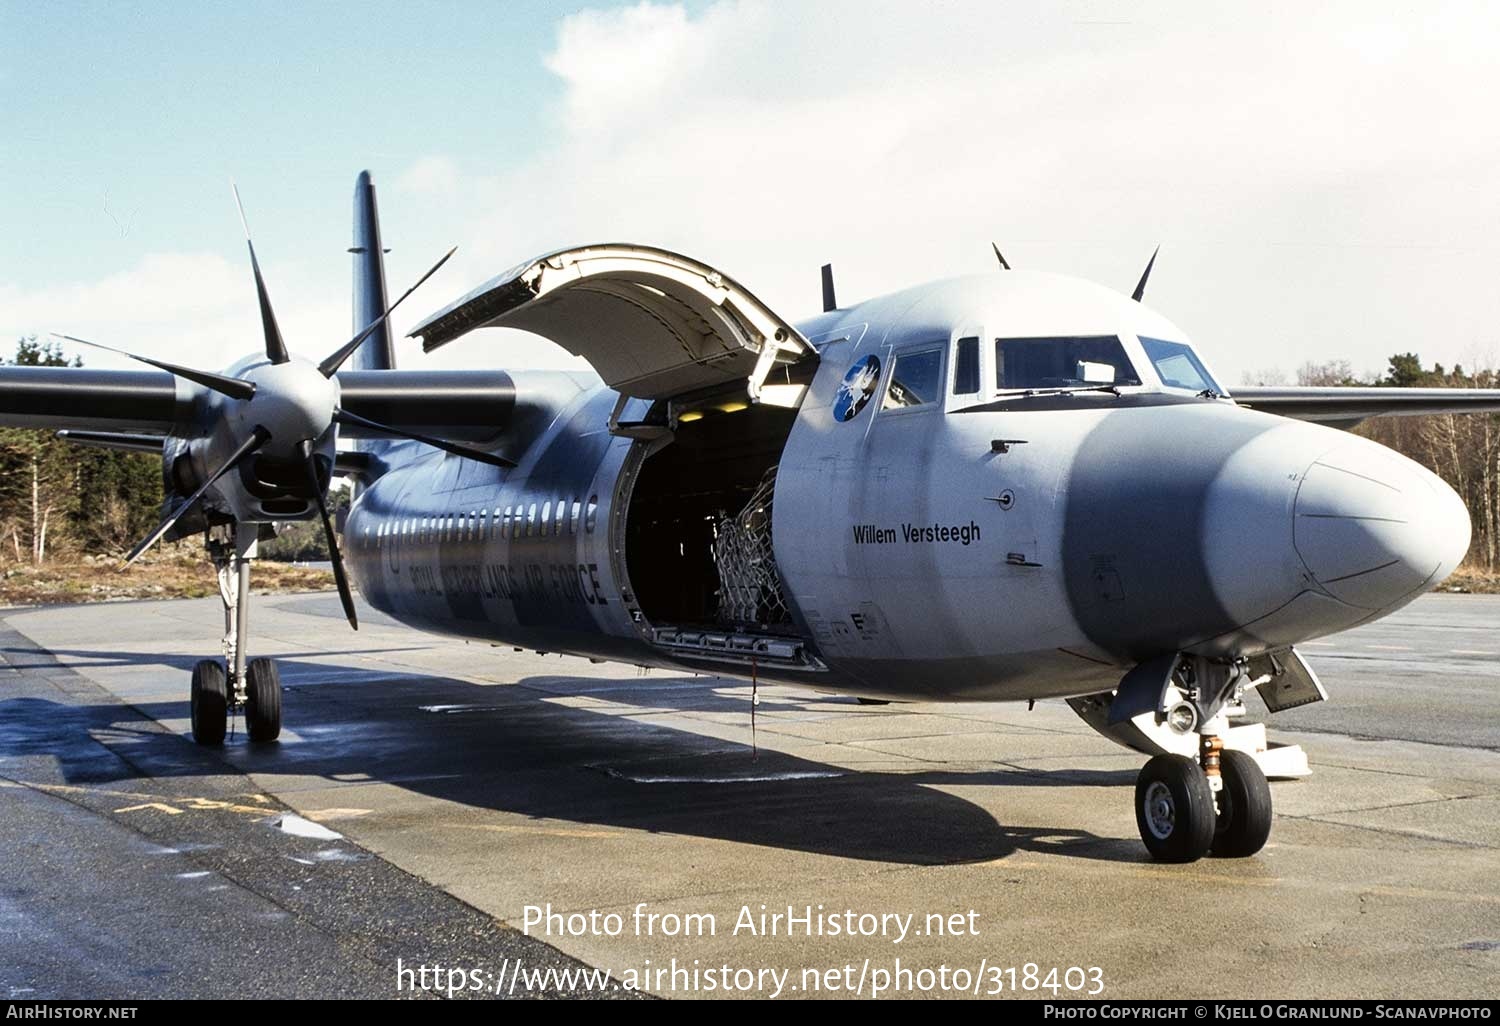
190,523 -> 282,746
1134,745 -> 1272,862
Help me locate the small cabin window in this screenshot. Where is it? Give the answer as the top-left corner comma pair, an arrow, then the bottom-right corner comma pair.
570,500 -> 581,535
527,503 -> 538,537
585,495 -> 599,533
953,337 -> 980,395
541,501 -> 552,536
502,505 -> 512,538
882,348 -> 943,410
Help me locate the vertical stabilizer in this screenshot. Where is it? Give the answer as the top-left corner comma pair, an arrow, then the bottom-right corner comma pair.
350,171 -> 395,371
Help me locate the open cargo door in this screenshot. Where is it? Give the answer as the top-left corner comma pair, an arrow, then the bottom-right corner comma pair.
409,245 -> 813,414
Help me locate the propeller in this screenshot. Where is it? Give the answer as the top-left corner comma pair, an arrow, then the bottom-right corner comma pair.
52,333 -> 256,401
232,184 -> 290,365
123,427 -> 269,567
300,439 -> 358,630
333,408 -> 516,468
992,243 -> 1011,270
1131,245 -> 1160,302
56,183 -> 502,625
318,246 -> 457,377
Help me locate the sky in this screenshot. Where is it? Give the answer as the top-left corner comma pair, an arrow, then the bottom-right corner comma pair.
3,0 -> 1499,385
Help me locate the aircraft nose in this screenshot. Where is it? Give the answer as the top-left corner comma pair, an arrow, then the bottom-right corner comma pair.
1293,440 -> 1470,609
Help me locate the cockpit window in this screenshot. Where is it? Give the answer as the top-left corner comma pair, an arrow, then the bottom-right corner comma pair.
995,336 -> 1141,390
1140,337 -> 1221,394
953,337 -> 980,395
883,348 -> 943,410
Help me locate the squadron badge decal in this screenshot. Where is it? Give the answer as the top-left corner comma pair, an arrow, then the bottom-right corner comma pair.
833,355 -> 881,422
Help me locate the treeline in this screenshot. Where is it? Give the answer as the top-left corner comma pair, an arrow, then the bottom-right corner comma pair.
0,338 -> 162,564
1250,353 -> 1500,571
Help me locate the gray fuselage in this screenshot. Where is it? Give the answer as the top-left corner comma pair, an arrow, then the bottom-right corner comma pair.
343,272 -> 1469,701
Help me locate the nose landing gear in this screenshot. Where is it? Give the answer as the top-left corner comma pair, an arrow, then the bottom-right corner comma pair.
1130,659 -> 1274,862
190,523 -> 282,746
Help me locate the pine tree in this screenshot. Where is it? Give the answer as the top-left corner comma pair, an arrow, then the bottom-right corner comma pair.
0,337 -> 163,562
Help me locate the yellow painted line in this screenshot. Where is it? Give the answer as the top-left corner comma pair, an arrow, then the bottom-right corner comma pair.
1362,884 -> 1500,905
974,856 -> 1500,905
16,780 -> 277,818
303,808 -> 373,822
115,802 -> 184,815
444,821 -> 626,840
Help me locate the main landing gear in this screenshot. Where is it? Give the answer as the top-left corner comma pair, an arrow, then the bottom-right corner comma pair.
191,523 -> 282,746
1133,661 -> 1273,863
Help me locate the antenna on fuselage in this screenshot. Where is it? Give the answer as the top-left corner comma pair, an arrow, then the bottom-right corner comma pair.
1131,245 -> 1160,302
820,263 -> 837,312
991,243 -> 1011,270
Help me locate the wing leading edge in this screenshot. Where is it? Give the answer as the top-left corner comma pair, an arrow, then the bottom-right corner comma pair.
1232,386 -> 1500,428
0,366 -> 516,444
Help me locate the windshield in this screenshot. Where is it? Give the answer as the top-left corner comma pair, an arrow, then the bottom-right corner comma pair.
1139,337 -> 1222,393
995,336 -> 1141,391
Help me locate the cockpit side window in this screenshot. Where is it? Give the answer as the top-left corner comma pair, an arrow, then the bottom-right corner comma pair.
1140,337 -> 1222,394
953,337 -> 980,395
995,336 -> 1141,390
882,348 -> 944,410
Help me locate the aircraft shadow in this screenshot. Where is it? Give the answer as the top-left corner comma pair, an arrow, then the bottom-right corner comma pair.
0,643 -> 1147,866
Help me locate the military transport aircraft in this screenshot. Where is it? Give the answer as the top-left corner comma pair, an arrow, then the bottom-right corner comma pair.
3,172 -> 1493,863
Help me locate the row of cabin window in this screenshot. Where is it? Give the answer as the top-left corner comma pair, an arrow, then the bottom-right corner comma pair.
367,495 -> 599,548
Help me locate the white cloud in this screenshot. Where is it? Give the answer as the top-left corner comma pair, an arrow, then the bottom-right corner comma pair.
8,1 -> 1500,386
0,250 -> 347,372
460,0 -> 1500,384
394,155 -> 460,199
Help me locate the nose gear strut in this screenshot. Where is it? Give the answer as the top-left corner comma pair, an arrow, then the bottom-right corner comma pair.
193,522 -> 282,746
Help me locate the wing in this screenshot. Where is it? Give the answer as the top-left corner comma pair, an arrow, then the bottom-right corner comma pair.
0,366 -> 189,433
0,365 -> 514,444
1232,386 -> 1500,428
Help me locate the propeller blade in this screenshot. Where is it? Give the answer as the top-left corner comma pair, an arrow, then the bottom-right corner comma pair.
299,440 -> 358,630
992,243 -> 1011,270
333,408 -> 516,468
52,333 -> 256,401
318,246 -> 458,378
1131,245 -> 1160,302
122,427 -> 269,567
232,183 -> 291,365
